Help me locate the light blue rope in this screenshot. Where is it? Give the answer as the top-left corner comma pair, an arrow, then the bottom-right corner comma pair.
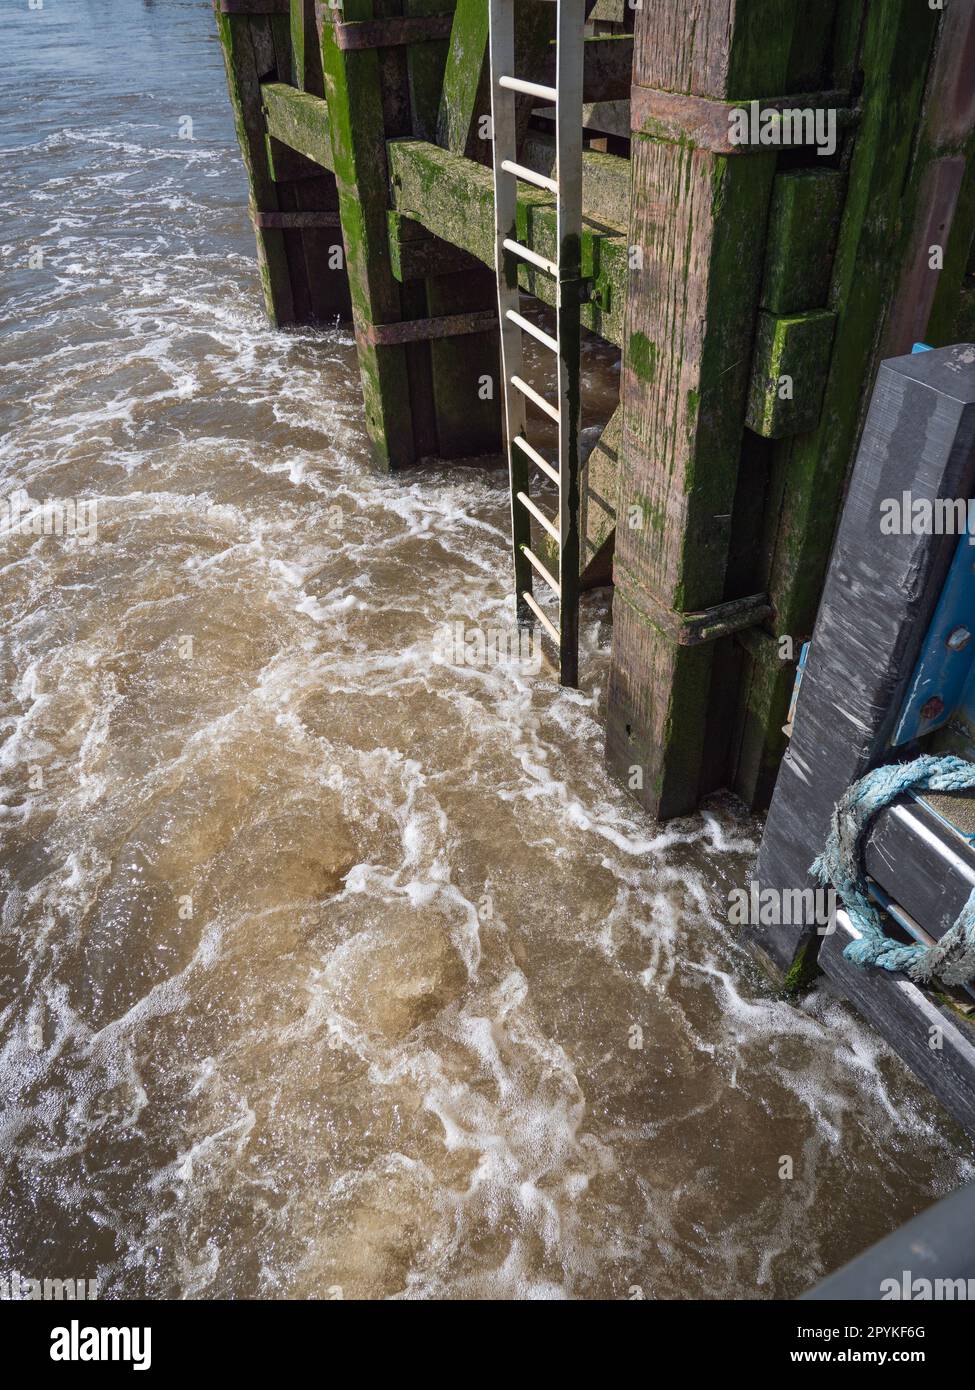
811,754 -> 975,986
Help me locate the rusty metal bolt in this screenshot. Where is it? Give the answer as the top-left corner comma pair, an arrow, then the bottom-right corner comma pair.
920,696 -> 946,721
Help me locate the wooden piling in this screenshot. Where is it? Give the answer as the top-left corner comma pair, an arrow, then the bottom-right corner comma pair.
606,0 -> 800,819
214,0 -> 975,824
731,0 -> 952,810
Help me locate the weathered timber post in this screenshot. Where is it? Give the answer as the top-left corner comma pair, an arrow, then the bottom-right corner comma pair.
413,0 -> 501,457
606,0 -> 800,819
215,1 -> 303,326
320,1 -> 420,469
731,0 -> 963,809
320,0 -> 508,467
279,1 -> 351,323
216,0 -> 351,326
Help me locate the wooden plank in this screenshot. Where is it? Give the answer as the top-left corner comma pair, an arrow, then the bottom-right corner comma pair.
335,14 -> 454,49
754,344 -> 975,977
821,914 -> 975,1141
265,133 -> 329,180
519,131 -> 629,229
262,82 -> 333,169
883,0 -> 975,356
387,139 -> 628,346
436,5 -> 621,161
363,308 -> 497,344
436,0 -> 554,162
436,0 -> 492,159
539,402 -> 622,590
606,0 -> 798,819
219,0 -> 289,12
254,208 -> 340,227
864,798 -> 975,947
581,400 -> 621,587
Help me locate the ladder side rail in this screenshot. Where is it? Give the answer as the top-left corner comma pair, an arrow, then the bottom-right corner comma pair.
489,0 -> 535,628
555,0 -> 585,686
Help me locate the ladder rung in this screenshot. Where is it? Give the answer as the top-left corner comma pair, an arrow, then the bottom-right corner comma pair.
521,545 -> 561,597
501,238 -> 558,278
514,434 -> 559,486
500,159 -> 558,194
521,590 -> 560,644
516,490 -> 560,543
511,375 -> 560,424
506,308 -> 558,353
498,75 -> 558,104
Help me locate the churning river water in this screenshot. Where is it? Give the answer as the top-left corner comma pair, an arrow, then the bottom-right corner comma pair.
1,0 -> 972,1301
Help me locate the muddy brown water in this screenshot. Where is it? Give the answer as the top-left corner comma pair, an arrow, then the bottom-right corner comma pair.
0,0 -> 971,1300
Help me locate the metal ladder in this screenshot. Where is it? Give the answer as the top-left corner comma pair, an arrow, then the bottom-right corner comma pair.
488,0 -> 585,687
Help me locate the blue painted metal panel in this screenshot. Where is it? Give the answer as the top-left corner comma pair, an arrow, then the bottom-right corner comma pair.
892,529 -> 975,745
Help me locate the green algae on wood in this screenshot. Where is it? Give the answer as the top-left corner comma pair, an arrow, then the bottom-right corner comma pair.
387,139 -> 628,346
746,310 -> 837,439
322,0 -> 415,471
262,83 -> 334,170
215,9 -> 296,326
761,169 -> 844,315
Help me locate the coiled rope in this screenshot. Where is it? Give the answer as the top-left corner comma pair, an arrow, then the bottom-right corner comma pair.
811,754 -> 975,986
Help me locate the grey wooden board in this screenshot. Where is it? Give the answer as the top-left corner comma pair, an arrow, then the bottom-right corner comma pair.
754,344 -> 975,974
820,912 -> 975,1140
802,1179 -> 975,1298
864,795 -> 975,939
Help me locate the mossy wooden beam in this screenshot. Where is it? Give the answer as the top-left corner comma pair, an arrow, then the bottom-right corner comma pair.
435,0 -> 490,158
606,0 -> 799,820
215,7 -> 297,325
321,2 -> 416,470
520,131 -> 629,229
387,212 -> 483,280
261,82 -> 334,170
436,0 -> 554,162
259,81 -> 352,316
387,138 -> 628,345
732,0 -> 944,811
